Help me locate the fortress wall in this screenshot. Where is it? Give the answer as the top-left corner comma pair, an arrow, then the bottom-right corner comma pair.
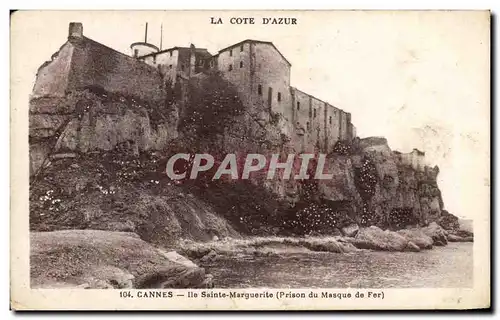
252,43 -> 291,119
338,110 -> 352,141
291,87 -> 348,152
217,43 -> 252,105
310,96 -> 324,150
350,123 -> 357,139
67,38 -> 165,102
291,88 -> 313,152
324,103 -> 341,151
292,88 -> 310,130
32,42 -> 75,98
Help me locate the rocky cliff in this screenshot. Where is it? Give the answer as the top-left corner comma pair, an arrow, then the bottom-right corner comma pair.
30,71 -> 449,241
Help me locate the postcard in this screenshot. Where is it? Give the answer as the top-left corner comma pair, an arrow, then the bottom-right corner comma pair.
10,10 -> 490,310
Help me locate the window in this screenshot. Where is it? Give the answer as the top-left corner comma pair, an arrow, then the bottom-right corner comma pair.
306,122 -> 310,130
277,92 -> 281,102
240,61 -> 244,68
314,109 -> 317,118
240,44 -> 244,52
329,116 -> 332,124
258,84 -> 262,95
297,102 -> 300,110
169,51 -> 172,57
134,49 -> 138,57
181,65 -> 185,71
169,64 -> 173,69
228,64 -> 233,71
153,55 -> 156,64
229,49 -> 233,57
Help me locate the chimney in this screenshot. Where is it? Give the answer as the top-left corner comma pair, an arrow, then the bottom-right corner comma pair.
68,22 -> 83,40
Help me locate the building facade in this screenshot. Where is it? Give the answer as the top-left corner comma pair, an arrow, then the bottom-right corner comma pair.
132,36 -> 356,152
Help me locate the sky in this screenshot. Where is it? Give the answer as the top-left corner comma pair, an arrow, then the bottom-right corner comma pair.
11,10 -> 490,219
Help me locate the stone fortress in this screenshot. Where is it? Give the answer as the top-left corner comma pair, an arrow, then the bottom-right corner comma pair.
32,22 -> 426,169
133,23 -> 356,154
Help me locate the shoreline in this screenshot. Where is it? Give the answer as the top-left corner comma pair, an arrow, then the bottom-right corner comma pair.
29,222 -> 473,289
178,222 -> 473,262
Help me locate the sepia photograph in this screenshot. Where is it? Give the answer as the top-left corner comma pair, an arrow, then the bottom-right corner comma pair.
10,10 -> 490,310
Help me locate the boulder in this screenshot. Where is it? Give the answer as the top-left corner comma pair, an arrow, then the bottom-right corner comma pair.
404,241 -> 421,252
447,234 -> 473,243
341,224 -> 360,237
200,250 -> 218,263
455,229 -> 474,238
298,239 -> 345,253
160,250 -> 199,268
422,222 -> 448,245
397,228 -> 434,249
350,226 -> 408,251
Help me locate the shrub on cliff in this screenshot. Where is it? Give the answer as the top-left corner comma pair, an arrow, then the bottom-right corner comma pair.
181,179 -> 288,236
179,72 -> 245,145
331,140 -> 353,155
282,202 -> 353,235
354,156 -> 378,201
438,210 -> 460,231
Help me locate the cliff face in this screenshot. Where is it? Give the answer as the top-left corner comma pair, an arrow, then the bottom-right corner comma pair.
30,89 -> 178,176
348,137 -> 443,229
30,69 -> 447,242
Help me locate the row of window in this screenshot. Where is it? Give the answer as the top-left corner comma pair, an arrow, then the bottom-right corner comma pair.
298,117 -> 334,131
296,101 -> 339,120
257,85 -> 282,102
228,61 -> 244,71
228,44 -> 245,57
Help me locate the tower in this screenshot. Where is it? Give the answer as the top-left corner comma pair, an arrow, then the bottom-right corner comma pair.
130,23 -> 159,58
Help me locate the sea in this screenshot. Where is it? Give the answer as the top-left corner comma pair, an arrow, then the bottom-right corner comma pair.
200,242 -> 473,288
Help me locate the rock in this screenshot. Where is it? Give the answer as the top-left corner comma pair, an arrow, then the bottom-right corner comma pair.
447,234 -> 474,242
30,230 -> 211,289
200,250 -> 217,263
404,241 -> 421,252
70,163 -> 80,169
351,226 -> 409,251
341,224 -> 359,237
397,228 -> 433,250
422,222 -> 448,246
438,210 -> 460,230
434,240 -> 446,246
160,251 -> 199,268
212,235 -> 219,241
339,241 -> 360,253
455,229 -> 474,238
298,239 -> 345,253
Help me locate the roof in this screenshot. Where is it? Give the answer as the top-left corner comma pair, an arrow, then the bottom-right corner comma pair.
217,39 -> 291,66
130,42 -> 160,51
139,46 -> 211,59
